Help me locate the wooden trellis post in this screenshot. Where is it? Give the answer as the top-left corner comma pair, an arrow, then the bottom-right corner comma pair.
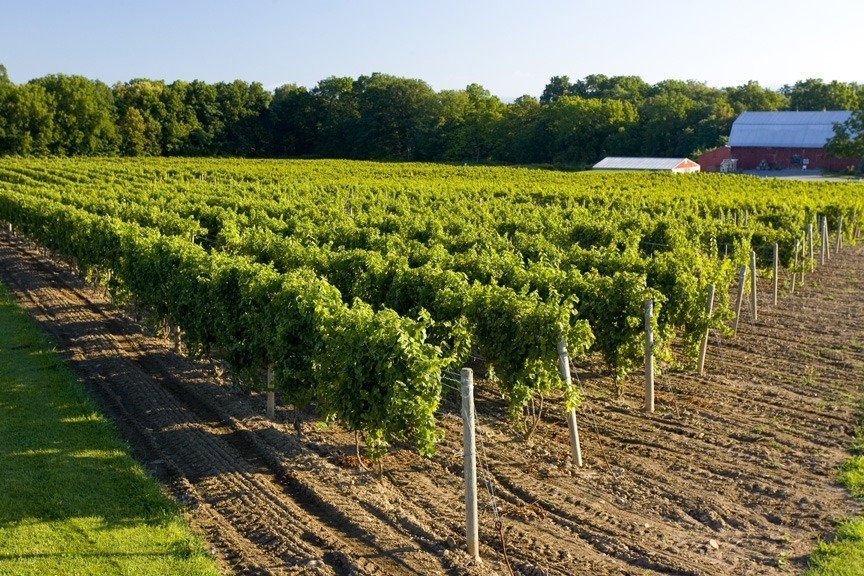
749,250 -> 757,322
791,239 -> 800,294
733,265 -> 747,337
461,368 -> 480,562
697,285 -> 715,375
800,233 -> 806,285
819,216 -> 825,265
644,299 -> 654,413
824,217 -> 831,260
557,339 -> 583,467
772,243 -> 778,306
836,215 -> 843,253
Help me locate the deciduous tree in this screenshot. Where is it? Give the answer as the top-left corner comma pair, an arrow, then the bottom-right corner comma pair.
827,109 -> 864,173
31,74 -> 118,155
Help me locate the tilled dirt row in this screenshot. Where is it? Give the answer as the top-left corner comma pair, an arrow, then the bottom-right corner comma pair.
1,231 -> 862,576
0,234 -> 453,576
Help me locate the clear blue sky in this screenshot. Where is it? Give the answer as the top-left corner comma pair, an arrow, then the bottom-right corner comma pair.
2,0 -> 862,98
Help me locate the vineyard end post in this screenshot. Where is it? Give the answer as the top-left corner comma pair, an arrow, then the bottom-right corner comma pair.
825,217 -> 831,260
836,214 -> 843,253
772,243 -> 779,306
461,368 -> 480,562
557,338 -> 583,468
792,239 -> 800,294
697,285 -> 715,375
749,250 -> 758,323
644,299 -> 654,413
733,265 -> 747,337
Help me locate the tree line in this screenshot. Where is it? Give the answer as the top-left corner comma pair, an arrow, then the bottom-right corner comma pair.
1,64 -> 862,165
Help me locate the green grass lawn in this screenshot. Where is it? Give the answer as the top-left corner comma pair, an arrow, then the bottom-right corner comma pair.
0,282 -> 221,576
805,421 -> 864,575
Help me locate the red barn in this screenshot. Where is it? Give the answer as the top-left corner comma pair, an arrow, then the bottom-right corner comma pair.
697,146 -> 732,172
726,111 -> 857,171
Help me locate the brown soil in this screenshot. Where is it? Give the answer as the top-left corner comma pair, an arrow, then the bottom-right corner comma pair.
1,231 -> 862,576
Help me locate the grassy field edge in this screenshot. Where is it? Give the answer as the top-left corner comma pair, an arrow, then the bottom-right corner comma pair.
805,412 -> 864,575
0,280 -> 222,576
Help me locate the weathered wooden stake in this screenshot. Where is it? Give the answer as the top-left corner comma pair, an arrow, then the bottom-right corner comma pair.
772,243 -> 779,306
697,284 -> 715,375
824,217 -> 831,260
732,265 -> 747,337
816,216 -> 822,260
644,299 -> 654,413
791,239 -> 800,294
799,233 -> 806,285
820,217 -> 827,265
557,338 -> 583,467
807,223 -> 814,265
266,363 -> 276,421
749,250 -> 758,322
461,368 -> 480,562
836,214 -> 843,252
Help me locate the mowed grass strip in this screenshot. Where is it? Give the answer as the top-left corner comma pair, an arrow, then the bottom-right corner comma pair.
805,417 -> 864,575
0,282 -> 220,576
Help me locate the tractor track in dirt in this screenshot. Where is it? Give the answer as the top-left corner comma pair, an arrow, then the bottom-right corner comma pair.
2,229 -> 864,575
0,233 -> 450,576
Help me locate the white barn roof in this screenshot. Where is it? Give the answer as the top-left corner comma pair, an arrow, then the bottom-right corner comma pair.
728,111 -> 852,148
593,157 -> 698,171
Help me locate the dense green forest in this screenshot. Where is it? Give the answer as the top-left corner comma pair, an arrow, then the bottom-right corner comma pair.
1,64 -> 862,164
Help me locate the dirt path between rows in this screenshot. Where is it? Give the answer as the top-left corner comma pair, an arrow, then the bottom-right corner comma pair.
2,231 -> 863,575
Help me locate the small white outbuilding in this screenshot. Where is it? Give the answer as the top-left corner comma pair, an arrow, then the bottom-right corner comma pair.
592,157 -> 701,173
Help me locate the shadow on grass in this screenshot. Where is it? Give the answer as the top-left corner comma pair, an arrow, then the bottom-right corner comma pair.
0,305 -> 178,531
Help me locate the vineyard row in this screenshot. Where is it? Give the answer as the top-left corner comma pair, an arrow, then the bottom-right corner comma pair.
0,157 -> 860,459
